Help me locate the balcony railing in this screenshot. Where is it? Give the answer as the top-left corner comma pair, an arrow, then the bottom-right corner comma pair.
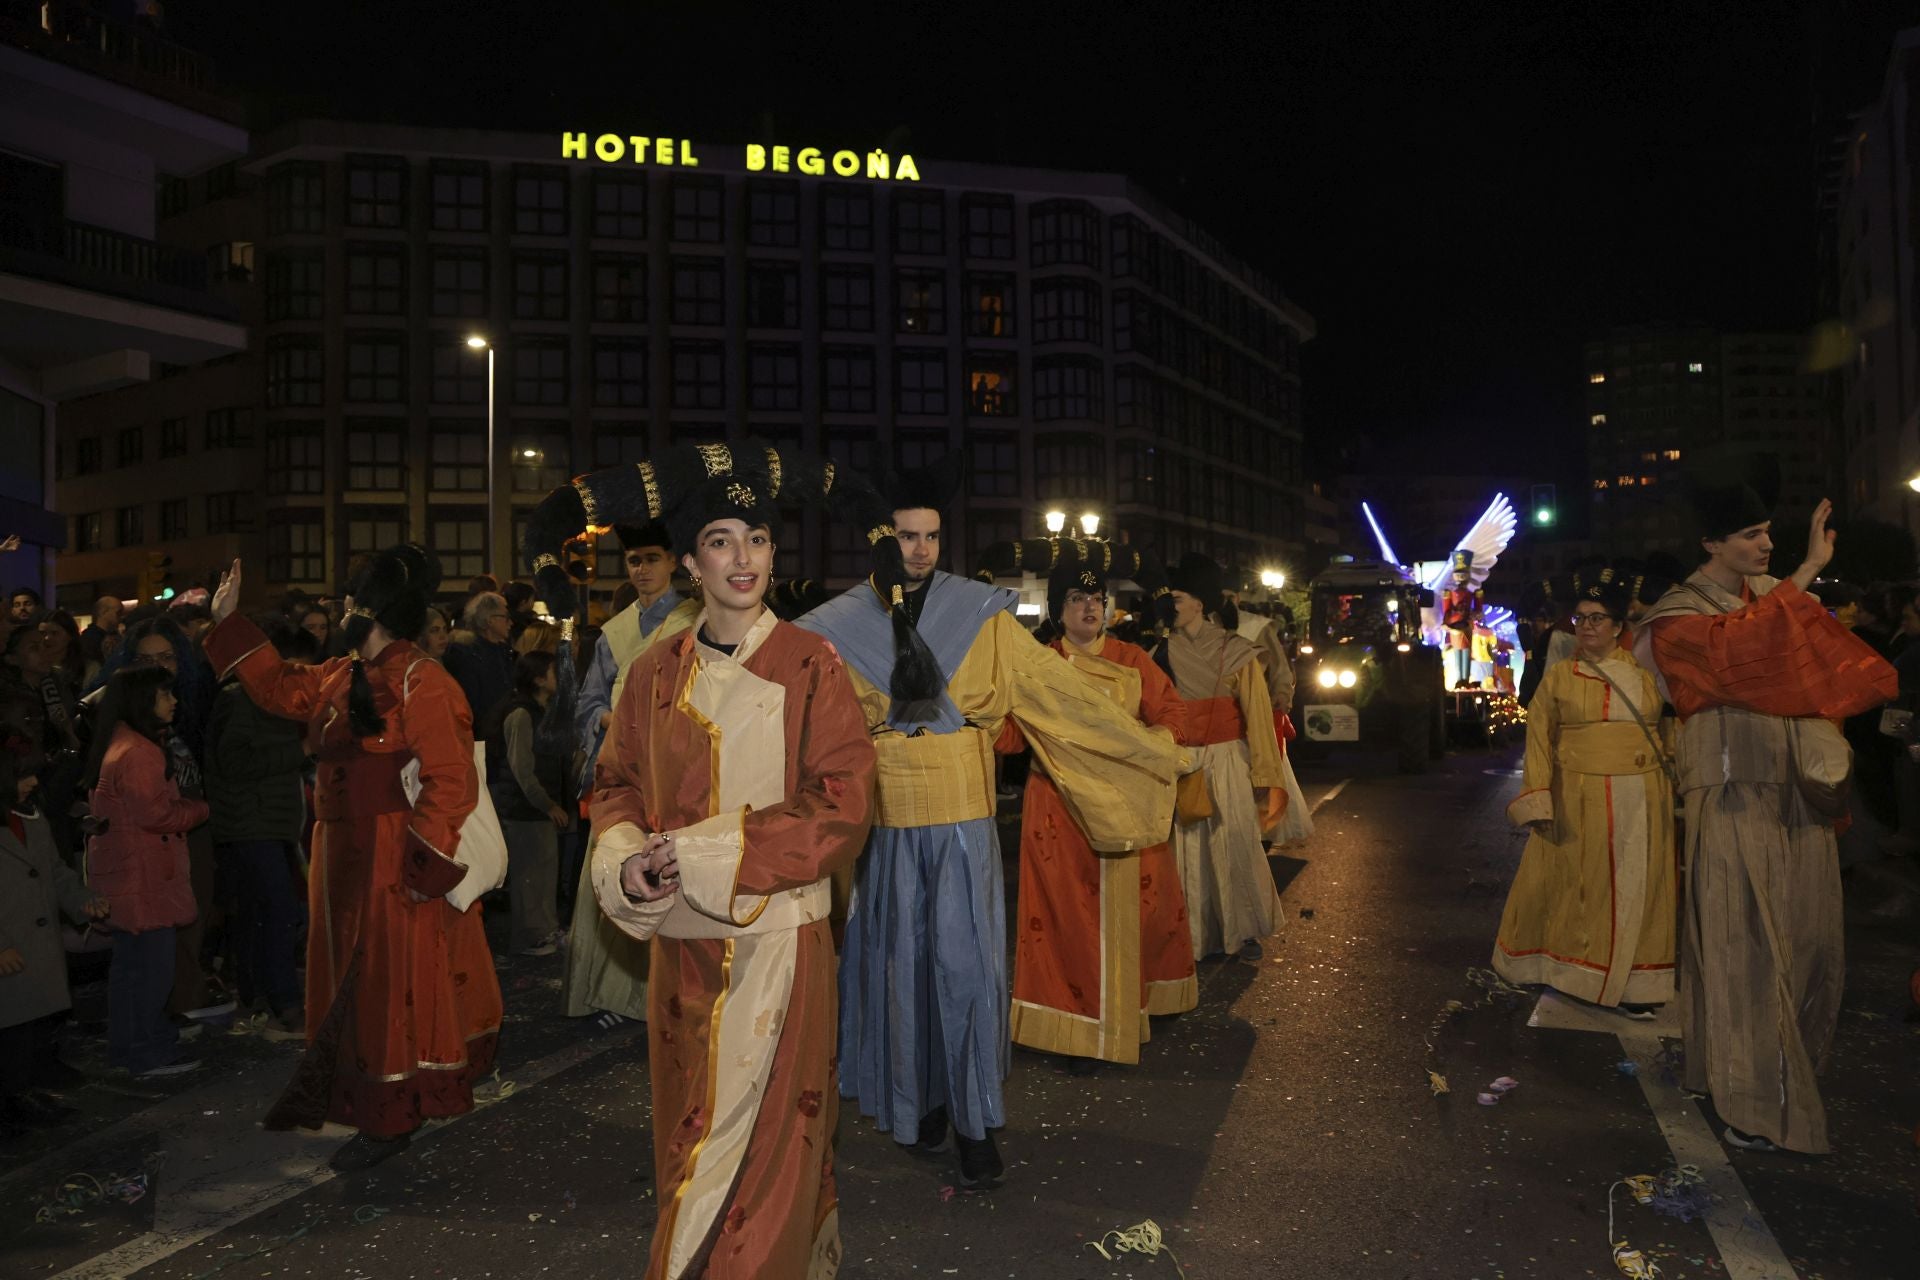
0,210 -> 237,320
0,0 -> 241,124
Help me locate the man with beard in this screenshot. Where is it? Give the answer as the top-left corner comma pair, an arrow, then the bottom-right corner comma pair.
797,462 -> 1186,1189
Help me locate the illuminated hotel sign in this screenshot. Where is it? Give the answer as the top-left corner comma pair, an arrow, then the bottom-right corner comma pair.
559,133 -> 922,182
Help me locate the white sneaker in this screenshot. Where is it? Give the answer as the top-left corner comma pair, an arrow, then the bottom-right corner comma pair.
518,940 -> 558,958
134,1058 -> 201,1078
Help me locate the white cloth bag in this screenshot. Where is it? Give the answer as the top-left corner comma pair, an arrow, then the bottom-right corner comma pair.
399,659 -> 509,912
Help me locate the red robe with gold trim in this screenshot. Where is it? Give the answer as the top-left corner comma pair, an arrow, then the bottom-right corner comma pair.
1000,635 -> 1195,1064
590,614 -> 875,1280
204,615 -> 502,1138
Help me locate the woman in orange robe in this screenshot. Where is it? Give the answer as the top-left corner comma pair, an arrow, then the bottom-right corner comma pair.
1000,545 -> 1195,1071
204,547 -> 501,1171
1636,483 -> 1895,1154
528,444 -> 877,1279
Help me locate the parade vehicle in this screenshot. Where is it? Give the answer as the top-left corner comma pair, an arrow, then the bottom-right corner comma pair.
1295,493 -> 1519,771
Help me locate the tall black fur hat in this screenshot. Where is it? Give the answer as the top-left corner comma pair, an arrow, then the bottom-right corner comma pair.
883,454 -> 966,514
1168,552 -> 1226,608
613,521 -> 672,552
1682,451 -> 1781,542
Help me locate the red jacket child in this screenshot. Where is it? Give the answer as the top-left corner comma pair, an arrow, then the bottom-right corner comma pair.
87,724 -> 209,934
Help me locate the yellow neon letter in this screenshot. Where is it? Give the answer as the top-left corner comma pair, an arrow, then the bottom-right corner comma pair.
831,149 -> 859,177
866,150 -> 890,180
658,138 -> 676,165
680,139 -> 699,167
594,134 -> 623,162
895,154 -> 921,182
798,148 -> 825,175
631,136 -> 651,163
772,145 -> 790,173
747,144 -> 767,172
561,132 -> 588,159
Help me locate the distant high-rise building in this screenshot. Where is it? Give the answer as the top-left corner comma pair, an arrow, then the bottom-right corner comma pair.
53,121 -> 1314,612
0,2 -> 247,603
1583,325 -> 1828,558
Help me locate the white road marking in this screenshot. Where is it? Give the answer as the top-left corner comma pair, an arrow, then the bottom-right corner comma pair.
1309,778 -> 1352,816
42,1028 -> 641,1280
1526,994 -> 1799,1280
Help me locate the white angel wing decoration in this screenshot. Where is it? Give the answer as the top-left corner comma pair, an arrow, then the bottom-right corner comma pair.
1423,493 -> 1518,593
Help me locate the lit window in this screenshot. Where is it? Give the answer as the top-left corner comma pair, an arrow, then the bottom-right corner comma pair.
1590,414 -> 1606,426
1640,475 -> 1656,487
1588,372 -> 1606,384
1688,362 -> 1703,373
1663,448 -> 1682,461
1617,475 -> 1635,487
1593,478 -> 1609,490
1641,451 -> 1657,462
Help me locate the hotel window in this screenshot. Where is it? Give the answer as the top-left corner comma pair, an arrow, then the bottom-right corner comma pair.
73,512 -> 102,553
823,427 -> 876,477
895,349 -> 947,415
207,240 -> 253,282
345,156 -> 406,228
1115,440 -> 1154,503
670,258 -> 725,325
592,254 -> 648,322
893,189 -> 945,255
428,422 -> 487,492
205,407 -> 254,449
968,509 -> 1023,569
430,163 -> 488,232
267,510 -> 325,583
345,334 -> 405,403
158,500 -> 187,541
895,428 -> 946,475
1032,278 -> 1101,344
430,333 -> 487,404
513,251 -> 569,320
205,491 -> 248,535
347,506 -> 409,559
512,166 -> 568,236
267,161 -> 323,234
966,273 -> 1015,337
1590,413 -> 1607,426
593,422 -> 651,469
429,511 -> 488,579
160,417 -> 188,458
513,338 -> 569,406
671,422 -> 728,447
962,194 -> 1014,259
429,249 -> 488,317
819,185 -> 873,251
966,355 -> 1017,417
346,243 -> 406,315
747,261 -> 799,328
748,344 -> 802,412
672,341 -> 725,409
265,423 -> 324,495
265,250 -> 323,320
266,335 -> 324,407
969,431 -> 1020,496
512,430 -> 571,492
822,347 -> 875,414
1588,372 -> 1606,384
116,505 -> 144,548
592,174 -> 648,239
1033,358 -> 1101,421
1033,434 -> 1104,499
116,426 -> 143,467
1029,199 -> 1101,268
747,180 -> 800,247
822,266 -> 874,331
593,339 -> 648,407
671,176 -> 724,243
825,521 -> 869,581
345,420 -> 407,490
1663,448 -> 1682,461
1110,214 -> 1150,280
895,268 -> 945,335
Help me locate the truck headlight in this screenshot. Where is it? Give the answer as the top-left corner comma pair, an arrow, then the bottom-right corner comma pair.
1337,669 -> 1358,689
1317,668 -> 1338,689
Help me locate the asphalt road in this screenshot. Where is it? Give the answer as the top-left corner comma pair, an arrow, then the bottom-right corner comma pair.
3,743 -> 1917,1279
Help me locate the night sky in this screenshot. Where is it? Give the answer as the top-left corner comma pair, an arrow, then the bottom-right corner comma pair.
174,1 -> 1912,476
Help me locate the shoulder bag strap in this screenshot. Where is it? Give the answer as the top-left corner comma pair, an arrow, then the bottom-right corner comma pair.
1575,658 -> 1679,790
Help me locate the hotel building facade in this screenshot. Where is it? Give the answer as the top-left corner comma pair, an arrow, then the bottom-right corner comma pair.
53,120 -> 1313,610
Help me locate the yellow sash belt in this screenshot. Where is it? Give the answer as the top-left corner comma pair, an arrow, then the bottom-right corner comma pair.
1557,721 -> 1662,775
873,726 -> 996,828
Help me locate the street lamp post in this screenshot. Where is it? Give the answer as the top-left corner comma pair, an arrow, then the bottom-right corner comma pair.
1044,509 -> 1066,536
1079,512 -> 1100,537
468,336 -> 496,576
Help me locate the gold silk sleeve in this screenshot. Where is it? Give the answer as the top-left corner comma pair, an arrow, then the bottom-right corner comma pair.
1506,660 -> 1563,828
1229,660 -> 1285,789
993,613 -> 1185,852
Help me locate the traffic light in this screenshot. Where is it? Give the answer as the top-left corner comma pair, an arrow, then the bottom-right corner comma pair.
1529,483 -> 1557,529
139,552 -> 174,603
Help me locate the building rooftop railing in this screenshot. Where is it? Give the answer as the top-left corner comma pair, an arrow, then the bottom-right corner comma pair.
0,211 -> 239,321
0,0 -> 242,124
